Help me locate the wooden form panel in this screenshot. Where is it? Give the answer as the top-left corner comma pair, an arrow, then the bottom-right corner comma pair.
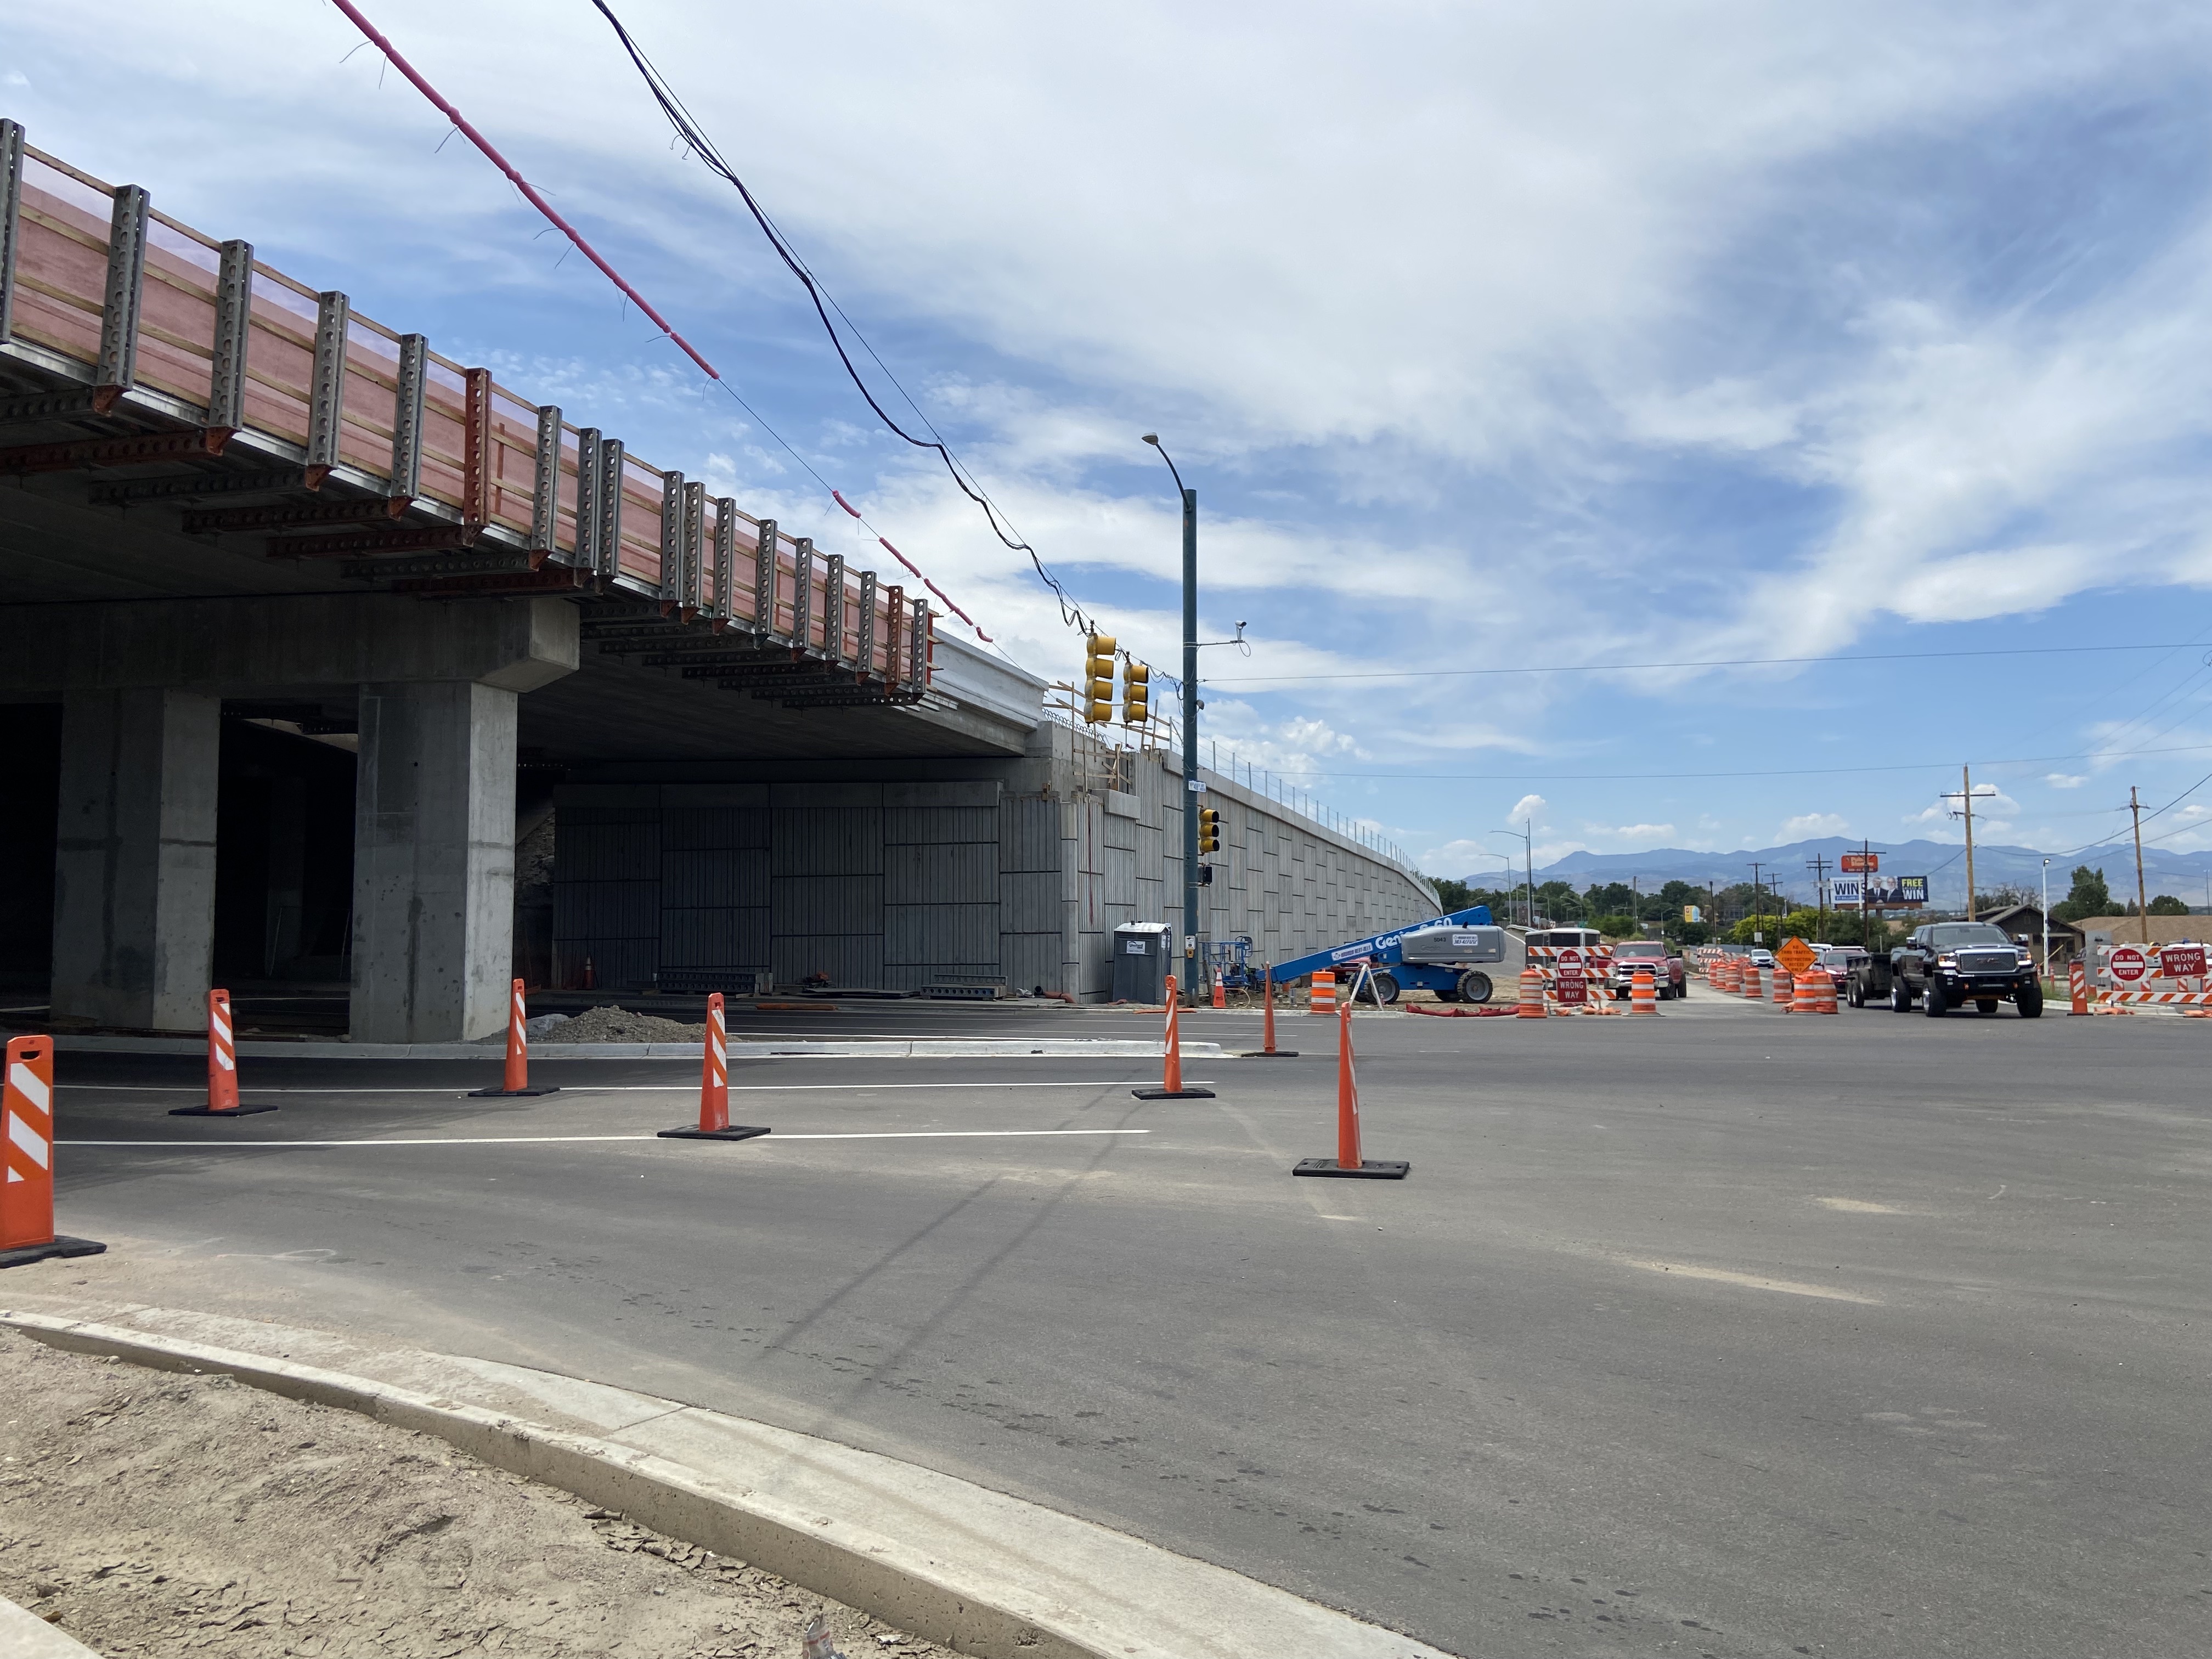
242,269 -> 315,445
335,316 -> 401,480
136,214 -> 221,407
11,154 -> 109,364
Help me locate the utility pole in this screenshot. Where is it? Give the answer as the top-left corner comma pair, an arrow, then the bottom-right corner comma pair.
1747,862 -> 1768,940
1142,434 -> 1201,1004
2130,786 -> 2149,945
1861,839 -> 1876,951
1806,854 -> 1831,929
1940,765 -> 1979,920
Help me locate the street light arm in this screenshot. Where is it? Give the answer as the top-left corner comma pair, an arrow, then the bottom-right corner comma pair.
1141,433 -> 1188,497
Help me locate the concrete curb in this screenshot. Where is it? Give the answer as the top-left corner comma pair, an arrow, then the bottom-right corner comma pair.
0,1310 -> 1448,1659
0,1596 -> 103,1658
49,1036 -> 1218,1062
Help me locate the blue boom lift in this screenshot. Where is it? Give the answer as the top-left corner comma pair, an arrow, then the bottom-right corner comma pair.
1268,906 -> 1509,1005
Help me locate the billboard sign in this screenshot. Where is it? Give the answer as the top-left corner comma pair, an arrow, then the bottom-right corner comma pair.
1840,852 -> 1879,873
1683,905 -> 1702,923
1831,875 -> 1926,909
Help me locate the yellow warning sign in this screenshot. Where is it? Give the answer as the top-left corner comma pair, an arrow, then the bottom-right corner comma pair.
1776,936 -> 1818,975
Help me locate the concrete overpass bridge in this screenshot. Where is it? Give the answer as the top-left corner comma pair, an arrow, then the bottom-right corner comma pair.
0,120 -> 1436,1040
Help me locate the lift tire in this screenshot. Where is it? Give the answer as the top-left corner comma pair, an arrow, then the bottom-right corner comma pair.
1369,972 -> 1401,1005
1457,970 -> 1492,1005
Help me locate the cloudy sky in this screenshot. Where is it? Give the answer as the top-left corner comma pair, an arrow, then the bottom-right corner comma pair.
12,2 -> 2211,877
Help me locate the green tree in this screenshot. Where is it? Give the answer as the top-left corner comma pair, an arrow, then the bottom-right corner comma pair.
1427,877 -> 1477,915
2142,894 -> 2189,916
1594,913 -> 1639,939
2051,865 -> 2112,923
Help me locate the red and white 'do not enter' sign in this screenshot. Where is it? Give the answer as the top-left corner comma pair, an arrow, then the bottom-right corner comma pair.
2109,946 -> 2148,983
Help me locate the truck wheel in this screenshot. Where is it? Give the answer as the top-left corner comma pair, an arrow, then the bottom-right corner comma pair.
2017,983 -> 2044,1018
1457,970 -> 1493,1005
1848,979 -> 1864,1008
1923,981 -> 1948,1017
1675,977 -> 1688,999
1976,998 -> 1999,1015
1891,980 -> 1912,1012
1370,972 -> 1400,1005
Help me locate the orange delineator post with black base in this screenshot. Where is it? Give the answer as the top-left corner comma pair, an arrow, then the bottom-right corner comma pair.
470,979 -> 560,1098
1242,967 -> 1299,1058
1293,992 -> 1409,1180
1132,975 -> 1216,1099
169,989 -> 278,1118
1,1035 -> 106,1269
659,994 -> 770,1143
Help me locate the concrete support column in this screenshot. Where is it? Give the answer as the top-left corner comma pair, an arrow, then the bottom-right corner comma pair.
350,681 -> 518,1044
50,688 -> 222,1031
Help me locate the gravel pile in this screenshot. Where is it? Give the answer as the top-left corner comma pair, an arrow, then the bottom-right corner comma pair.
530,1005 -> 707,1043
0,1328 -> 950,1658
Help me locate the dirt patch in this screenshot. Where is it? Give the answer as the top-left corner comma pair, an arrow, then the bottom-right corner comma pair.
532,1005 -> 707,1043
0,1329 -> 949,1658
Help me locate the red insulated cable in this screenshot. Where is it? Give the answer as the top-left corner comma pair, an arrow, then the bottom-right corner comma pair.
329,0 -> 720,382
877,538 -> 923,578
832,490 -> 862,517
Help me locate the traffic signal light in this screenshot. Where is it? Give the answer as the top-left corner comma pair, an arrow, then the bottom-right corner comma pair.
1122,660 -> 1149,725
1081,634 -> 1116,724
1198,806 -> 1221,854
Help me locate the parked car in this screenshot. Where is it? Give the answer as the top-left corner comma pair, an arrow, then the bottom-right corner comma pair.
1607,939 -> 1688,999
1748,948 -> 1776,969
1810,944 -> 1870,990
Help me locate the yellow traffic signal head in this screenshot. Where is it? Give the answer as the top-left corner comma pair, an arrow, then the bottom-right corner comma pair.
1081,634 -> 1117,723
1198,806 -> 1221,853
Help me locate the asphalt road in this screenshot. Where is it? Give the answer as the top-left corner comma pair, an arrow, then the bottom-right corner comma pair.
21,994 -> 2209,1657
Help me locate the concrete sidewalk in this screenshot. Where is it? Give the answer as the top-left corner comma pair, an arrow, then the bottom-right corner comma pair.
0,1595 -> 103,1657
1,1304 -> 1450,1659
49,1035 -> 1216,1060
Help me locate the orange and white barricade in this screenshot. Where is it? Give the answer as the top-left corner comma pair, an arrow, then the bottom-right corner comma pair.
2069,961 -> 2090,1015
168,989 -> 278,1118
1516,967 -> 1547,1018
1810,973 -> 1839,1014
1771,969 -> 1794,1008
1790,972 -> 1818,1013
1310,970 -> 1338,1015
659,992 -> 769,1141
2,1034 -> 106,1268
1628,968 -> 1657,1015
1742,961 -> 1765,1000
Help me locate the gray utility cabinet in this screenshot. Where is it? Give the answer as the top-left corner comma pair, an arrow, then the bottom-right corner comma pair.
1111,921 -> 1174,1004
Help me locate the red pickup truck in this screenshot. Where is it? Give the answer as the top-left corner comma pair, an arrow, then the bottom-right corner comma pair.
1607,940 -> 1688,1000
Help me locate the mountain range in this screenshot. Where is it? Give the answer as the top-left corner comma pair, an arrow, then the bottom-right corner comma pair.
1472,837 -> 2212,912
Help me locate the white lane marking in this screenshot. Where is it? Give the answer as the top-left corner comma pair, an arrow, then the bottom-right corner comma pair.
57,1128 -> 1153,1148
1619,1257 -> 1880,1304
1816,1197 -> 1903,1213
62,1080 -> 1200,1096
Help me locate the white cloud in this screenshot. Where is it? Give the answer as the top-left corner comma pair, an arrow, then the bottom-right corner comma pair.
1508,794 -> 1549,827
1779,812 -> 1849,839
2045,772 -> 2090,789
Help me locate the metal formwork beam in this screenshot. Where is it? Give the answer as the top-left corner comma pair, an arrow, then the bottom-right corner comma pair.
659,469 -> 685,597
0,120 -> 23,342
595,438 -> 624,580
88,468 -> 298,507
710,496 -> 735,620
822,553 -> 845,666
390,334 -> 427,504
0,427 -> 229,474
573,428 -> 602,573
884,587 -> 905,683
752,517 -> 779,640
207,240 -> 253,431
791,535 -> 814,653
681,481 -> 706,611
94,185 -> 150,411
0,390 -> 106,427
339,546 -> 537,581
267,524 -> 477,560
857,570 -> 878,679
462,366 -> 493,525
531,404 -> 561,552
183,498 -> 404,534
303,290 -> 351,487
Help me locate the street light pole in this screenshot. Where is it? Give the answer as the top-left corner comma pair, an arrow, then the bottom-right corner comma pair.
1143,435 -> 1201,1001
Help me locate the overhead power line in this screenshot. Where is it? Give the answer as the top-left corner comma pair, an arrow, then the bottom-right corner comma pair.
324,0 -> 995,643
587,0 -> 1107,642
1248,739 -> 2212,784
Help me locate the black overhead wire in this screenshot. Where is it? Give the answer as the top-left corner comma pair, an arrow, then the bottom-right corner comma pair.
587,0 -> 1106,640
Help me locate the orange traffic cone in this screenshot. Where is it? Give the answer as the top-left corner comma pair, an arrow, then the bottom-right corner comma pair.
470,979 -> 559,1097
1293,996 -> 1408,1179
659,993 -> 769,1142
169,990 -> 278,1117
2,1035 -> 107,1268
1243,966 -> 1299,1058
1133,974 -> 1216,1099
2069,961 -> 2090,1015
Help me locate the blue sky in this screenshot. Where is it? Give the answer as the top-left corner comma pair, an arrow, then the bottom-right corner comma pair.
12,2 -> 2212,877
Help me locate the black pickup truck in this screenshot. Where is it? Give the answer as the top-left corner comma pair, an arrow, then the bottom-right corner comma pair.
1866,921 -> 2043,1018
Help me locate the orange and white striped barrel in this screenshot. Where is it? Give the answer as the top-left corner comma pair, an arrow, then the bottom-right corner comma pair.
1629,967 -> 1657,1014
1741,961 -> 1765,1000
2,1035 -> 55,1251
1311,970 -> 1337,1015
1791,971 -> 1818,1013
1772,969 -> 1794,1007
1812,973 -> 1839,1014
206,988 -> 239,1112
1516,967 -> 1547,1018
